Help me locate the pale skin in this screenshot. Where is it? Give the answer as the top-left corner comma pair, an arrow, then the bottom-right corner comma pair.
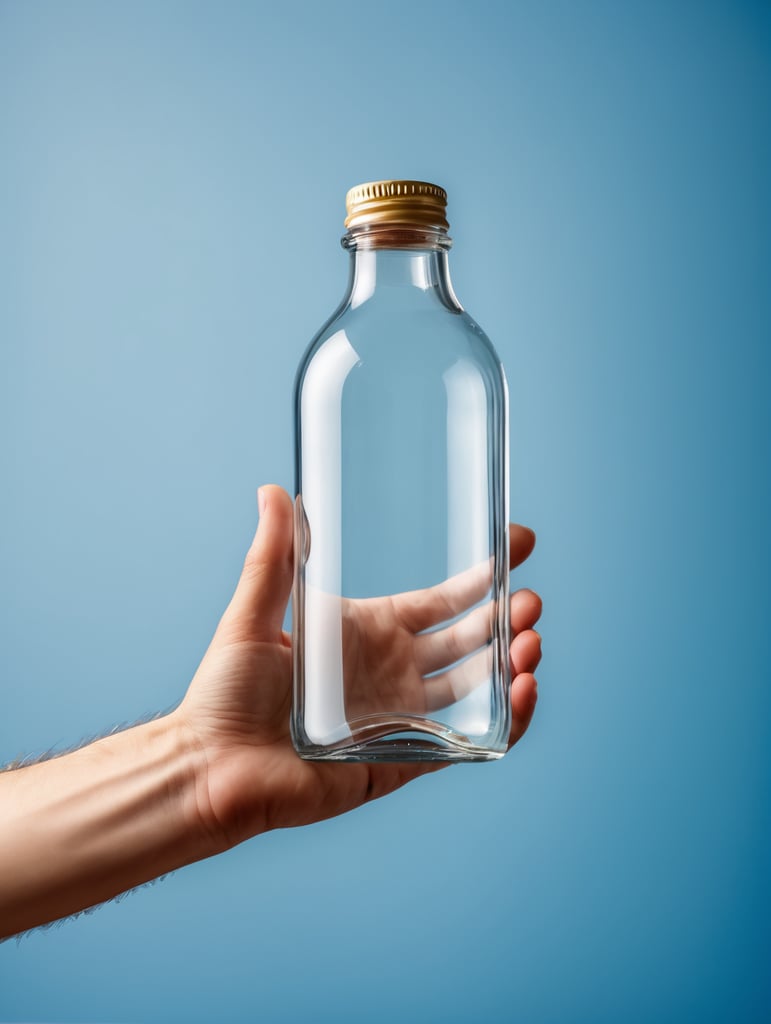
0,485 -> 542,939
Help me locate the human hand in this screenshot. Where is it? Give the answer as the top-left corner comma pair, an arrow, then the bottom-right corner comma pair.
0,484 -> 541,938
175,485 -> 542,853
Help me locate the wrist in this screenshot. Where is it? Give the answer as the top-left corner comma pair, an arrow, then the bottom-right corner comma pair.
167,708 -> 236,858
129,712 -> 226,861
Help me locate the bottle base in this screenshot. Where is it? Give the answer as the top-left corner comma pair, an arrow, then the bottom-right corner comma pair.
297,744 -> 504,763
293,716 -> 507,763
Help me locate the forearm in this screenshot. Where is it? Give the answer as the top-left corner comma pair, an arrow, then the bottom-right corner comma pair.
0,713 -> 213,939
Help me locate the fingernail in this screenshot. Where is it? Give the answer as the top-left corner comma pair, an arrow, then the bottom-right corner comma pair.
258,487 -> 267,517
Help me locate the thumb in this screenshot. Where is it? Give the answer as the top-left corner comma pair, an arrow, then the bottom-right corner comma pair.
218,485 -> 294,643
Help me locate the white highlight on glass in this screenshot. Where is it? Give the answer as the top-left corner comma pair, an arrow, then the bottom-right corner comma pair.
301,329 -> 361,743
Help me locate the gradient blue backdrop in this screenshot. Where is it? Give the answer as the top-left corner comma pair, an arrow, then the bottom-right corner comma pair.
1,1 -> 769,1021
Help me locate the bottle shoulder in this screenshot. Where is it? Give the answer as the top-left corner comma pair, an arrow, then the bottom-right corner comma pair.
299,301 -> 501,364
294,301 -> 505,405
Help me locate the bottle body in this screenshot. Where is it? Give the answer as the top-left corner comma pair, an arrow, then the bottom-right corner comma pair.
292,186 -> 510,761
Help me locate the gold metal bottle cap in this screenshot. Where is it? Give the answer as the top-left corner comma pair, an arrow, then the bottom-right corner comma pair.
344,180 -> 449,231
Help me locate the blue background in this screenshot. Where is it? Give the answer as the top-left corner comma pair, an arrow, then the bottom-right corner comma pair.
1,1 -> 769,1021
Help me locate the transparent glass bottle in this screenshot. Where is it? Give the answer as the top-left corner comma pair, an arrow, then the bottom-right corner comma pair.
292,180 -> 510,761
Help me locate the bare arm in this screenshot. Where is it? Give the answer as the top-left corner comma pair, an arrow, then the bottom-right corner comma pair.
0,716 -> 212,938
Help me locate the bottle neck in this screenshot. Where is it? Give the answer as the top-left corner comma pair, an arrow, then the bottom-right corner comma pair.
342,225 -> 462,311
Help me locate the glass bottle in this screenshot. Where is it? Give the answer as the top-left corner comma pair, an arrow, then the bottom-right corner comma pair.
292,180 -> 510,761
